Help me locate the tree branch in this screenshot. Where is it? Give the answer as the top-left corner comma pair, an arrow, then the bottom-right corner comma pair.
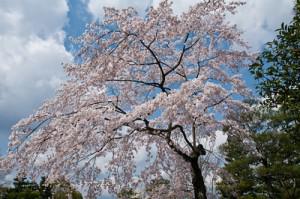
204,94 -> 232,112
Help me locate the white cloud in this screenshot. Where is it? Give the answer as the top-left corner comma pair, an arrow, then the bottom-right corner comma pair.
86,0 -> 294,51
0,0 -> 72,138
0,36 -> 72,117
0,0 -> 69,37
227,0 -> 294,51
169,0 -> 294,51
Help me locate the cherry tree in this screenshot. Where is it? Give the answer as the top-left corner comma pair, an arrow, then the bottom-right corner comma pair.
3,0 -> 252,198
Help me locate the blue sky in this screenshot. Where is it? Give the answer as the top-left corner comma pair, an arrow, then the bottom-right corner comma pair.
0,0 -> 294,155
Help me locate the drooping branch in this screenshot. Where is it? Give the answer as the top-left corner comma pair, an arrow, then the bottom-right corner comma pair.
137,119 -> 194,161
173,124 -> 194,150
76,129 -> 137,164
106,79 -> 170,91
165,131 -> 193,162
108,36 -> 128,55
204,94 -> 232,112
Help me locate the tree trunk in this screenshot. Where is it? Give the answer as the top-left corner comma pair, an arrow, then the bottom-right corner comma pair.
191,158 -> 207,199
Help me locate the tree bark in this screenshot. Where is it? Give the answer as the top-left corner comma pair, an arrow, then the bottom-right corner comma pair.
191,158 -> 207,199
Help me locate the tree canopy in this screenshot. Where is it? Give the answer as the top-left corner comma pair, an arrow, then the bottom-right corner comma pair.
2,0 -> 252,198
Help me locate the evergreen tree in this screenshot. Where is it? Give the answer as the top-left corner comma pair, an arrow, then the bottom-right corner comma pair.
250,0 -> 300,132
250,0 -> 300,196
219,1 -> 300,197
218,108 -> 300,198
0,176 -> 83,199
217,135 -> 257,199
7,176 -> 40,199
117,188 -> 140,199
39,176 -> 52,199
51,177 -> 83,199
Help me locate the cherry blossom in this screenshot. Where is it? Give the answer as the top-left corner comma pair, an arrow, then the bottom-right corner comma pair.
2,0 -> 252,198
